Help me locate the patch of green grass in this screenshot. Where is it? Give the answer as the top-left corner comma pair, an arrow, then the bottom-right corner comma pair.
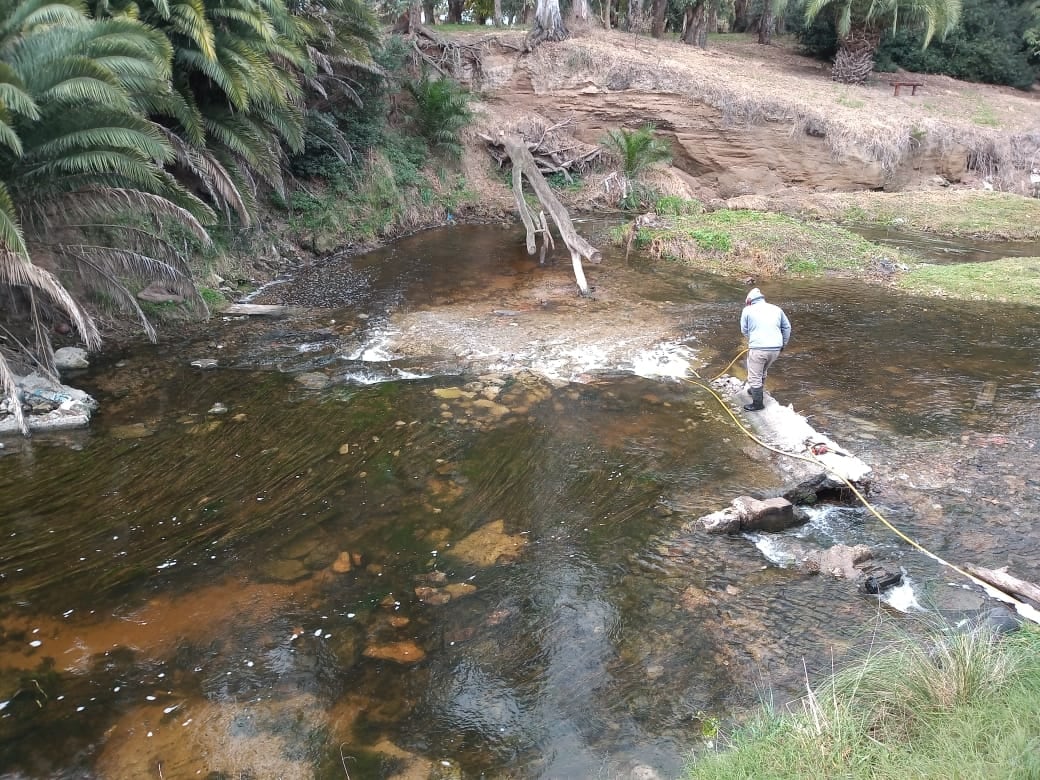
802,191 -> 1040,240
971,102 -> 1000,127
686,623 -> 1040,780
618,209 -> 903,278
655,196 -> 702,216
898,256 -> 1040,305
689,229 -> 732,252
836,92 -> 864,109
199,287 -> 226,308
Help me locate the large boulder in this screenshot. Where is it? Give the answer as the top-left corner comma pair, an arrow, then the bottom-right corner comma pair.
700,495 -> 806,534
53,347 -> 89,371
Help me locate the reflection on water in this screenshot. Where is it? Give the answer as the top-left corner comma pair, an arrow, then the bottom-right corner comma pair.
2,225 -> 1039,778
848,223 -> 1040,264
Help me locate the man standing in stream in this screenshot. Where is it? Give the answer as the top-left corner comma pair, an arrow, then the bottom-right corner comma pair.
740,287 -> 791,412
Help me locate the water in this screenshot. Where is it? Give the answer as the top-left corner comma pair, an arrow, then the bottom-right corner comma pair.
1,224 -> 1039,778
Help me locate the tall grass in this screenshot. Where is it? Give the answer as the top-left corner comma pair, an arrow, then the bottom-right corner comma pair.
685,622 -> 1040,779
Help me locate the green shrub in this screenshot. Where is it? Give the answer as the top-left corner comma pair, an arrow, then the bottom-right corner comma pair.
655,196 -> 703,216
404,73 -> 472,157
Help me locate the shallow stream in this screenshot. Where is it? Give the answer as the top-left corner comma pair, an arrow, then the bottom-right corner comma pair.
1,224 -> 1038,779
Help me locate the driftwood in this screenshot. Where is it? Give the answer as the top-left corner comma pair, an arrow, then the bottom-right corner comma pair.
489,131 -> 601,295
222,304 -> 289,316
965,565 -> 1040,608
481,120 -> 601,179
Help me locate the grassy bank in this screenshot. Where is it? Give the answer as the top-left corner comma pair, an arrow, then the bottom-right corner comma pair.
899,257 -> 1040,304
796,191 -> 1040,240
686,623 -> 1040,779
616,202 -> 916,278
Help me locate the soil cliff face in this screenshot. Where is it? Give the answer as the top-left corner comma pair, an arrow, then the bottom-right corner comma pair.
468,32 -> 1034,199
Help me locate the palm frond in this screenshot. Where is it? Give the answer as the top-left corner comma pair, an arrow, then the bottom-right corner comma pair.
169,0 -> 217,61
0,346 -> 28,435
0,0 -> 87,36
157,123 -> 250,223
0,181 -> 29,258
0,252 -> 100,348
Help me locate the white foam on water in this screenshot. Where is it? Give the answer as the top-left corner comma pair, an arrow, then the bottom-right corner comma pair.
747,532 -> 797,567
882,577 -> 924,612
339,367 -> 434,386
628,342 -> 697,381
480,339 -> 699,385
239,277 -> 290,303
297,342 -> 333,353
343,327 -> 400,362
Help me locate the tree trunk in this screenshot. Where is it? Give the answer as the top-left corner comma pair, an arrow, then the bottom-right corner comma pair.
566,0 -> 589,27
423,0 -> 436,24
965,565 -> 1040,610
412,0 -> 423,32
526,0 -> 569,49
758,1 -> 774,44
732,0 -> 750,32
680,0 -> 707,47
602,0 -> 611,30
500,133 -> 601,295
493,0 -> 502,26
625,0 -> 644,31
650,0 -> 667,38
447,0 -> 464,24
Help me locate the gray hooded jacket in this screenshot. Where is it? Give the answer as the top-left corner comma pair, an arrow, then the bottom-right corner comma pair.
740,288 -> 791,350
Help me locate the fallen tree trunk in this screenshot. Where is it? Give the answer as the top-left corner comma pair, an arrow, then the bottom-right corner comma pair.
497,132 -> 602,295
965,565 -> 1040,608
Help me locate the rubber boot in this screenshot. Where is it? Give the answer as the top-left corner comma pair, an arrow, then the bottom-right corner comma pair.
743,386 -> 764,412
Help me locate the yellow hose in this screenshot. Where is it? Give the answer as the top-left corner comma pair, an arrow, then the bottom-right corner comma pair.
682,364 -> 1038,623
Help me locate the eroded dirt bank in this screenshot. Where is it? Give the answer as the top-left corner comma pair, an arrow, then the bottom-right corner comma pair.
457,29 -> 1039,202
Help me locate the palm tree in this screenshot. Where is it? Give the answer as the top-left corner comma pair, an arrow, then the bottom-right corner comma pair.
804,0 -> 962,83
89,0 -> 378,223
1,0 -> 212,433
601,124 -> 672,207
404,73 -> 472,157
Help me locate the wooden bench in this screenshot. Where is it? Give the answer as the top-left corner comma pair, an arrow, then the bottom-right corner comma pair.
890,80 -> 923,96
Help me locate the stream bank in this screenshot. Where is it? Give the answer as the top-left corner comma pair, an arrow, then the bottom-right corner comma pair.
3,222 -> 1040,778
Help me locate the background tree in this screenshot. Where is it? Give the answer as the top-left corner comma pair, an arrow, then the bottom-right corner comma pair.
872,0 -> 1039,89
758,0 -> 788,43
650,0 -> 667,35
804,0 -> 962,83
0,0 -> 212,430
526,0 -> 568,47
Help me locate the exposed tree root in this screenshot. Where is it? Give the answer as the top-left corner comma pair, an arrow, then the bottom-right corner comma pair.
401,24 -> 490,81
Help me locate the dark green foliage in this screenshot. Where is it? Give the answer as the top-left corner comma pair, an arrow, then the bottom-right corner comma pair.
875,0 -> 1039,89
795,11 -> 839,59
798,0 -> 1039,89
403,73 -> 473,157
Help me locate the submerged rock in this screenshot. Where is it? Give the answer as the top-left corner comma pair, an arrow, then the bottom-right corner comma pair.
295,372 -> 330,390
447,519 -> 528,567
362,640 -> 426,664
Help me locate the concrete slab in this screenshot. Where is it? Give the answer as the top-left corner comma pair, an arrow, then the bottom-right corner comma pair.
712,374 -> 872,493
